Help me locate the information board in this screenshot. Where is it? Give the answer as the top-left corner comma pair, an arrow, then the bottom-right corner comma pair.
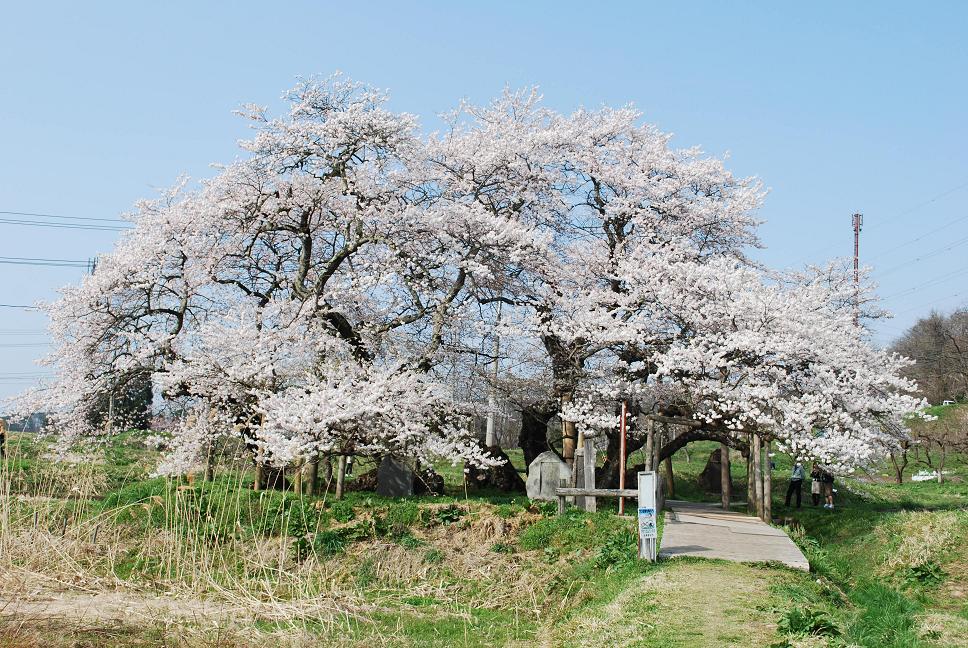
637,471 -> 658,561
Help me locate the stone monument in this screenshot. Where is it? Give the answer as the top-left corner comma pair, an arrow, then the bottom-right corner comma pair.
376,456 -> 415,497
525,451 -> 572,501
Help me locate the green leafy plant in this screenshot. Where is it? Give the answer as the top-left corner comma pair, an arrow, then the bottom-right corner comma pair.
490,542 -> 514,554
777,606 -> 840,637
903,561 -> 945,587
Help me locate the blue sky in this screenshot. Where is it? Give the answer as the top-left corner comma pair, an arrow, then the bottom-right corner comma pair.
1,1 -> 966,403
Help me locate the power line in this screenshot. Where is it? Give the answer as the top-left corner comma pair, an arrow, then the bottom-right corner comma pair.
0,210 -> 126,223
0,217 -> 129,232
0,255 -> 89,268
0,304 -> 41,310
882,264 -> 968,300
874,233 -> 968,278
867,212 -> 968,265
0,342 -> 50,348
816,179 -> 968,260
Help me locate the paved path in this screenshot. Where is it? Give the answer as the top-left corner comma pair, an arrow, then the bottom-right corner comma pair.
658,500 -> 810,571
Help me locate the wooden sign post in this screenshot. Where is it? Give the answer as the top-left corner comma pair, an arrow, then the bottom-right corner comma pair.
637,471 -> 658,561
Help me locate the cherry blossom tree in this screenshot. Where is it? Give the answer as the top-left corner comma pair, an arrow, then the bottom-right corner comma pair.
14,75 -> 922,495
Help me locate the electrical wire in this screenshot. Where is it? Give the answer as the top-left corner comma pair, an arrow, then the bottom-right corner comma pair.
0,255 -> 89,268
0,210 -> 126,223
0,217 -> 129,231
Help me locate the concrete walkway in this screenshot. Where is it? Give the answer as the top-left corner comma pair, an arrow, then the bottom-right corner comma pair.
658,500 -> 810,571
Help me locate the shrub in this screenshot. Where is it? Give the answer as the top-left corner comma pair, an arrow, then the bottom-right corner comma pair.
777,606 -> 840,637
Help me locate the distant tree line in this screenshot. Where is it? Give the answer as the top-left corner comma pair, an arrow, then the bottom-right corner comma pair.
891,309 -> 968,405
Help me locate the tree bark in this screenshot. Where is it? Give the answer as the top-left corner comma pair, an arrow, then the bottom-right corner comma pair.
561,392 -> 577,467
519,404 -> 554,467
720,442 -> 731,510
664,456 -> 675,498
644,418 -> 655,473
204,440 -> 215,482
335,455 -> 347,500
304,455 -> 319,496
293,458 -> 303,495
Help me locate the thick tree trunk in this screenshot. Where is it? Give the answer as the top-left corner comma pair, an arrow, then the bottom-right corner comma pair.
599,423 -> 645,488
519,404 -> 554,467
304,456 -> 319,496
720,443 -> 731,510
664,456 -> 675,498
644,419 -> 655,472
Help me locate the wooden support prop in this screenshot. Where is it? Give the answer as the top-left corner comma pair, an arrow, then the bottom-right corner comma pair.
720,442 -> 731,511
763,439 -> 773,523
752,433 -> 763,519
746,433 -> 755,514
618,401 -> 628,515
335,455 -> 347,500
556,487 -> 638,498
583,433 -> 597,512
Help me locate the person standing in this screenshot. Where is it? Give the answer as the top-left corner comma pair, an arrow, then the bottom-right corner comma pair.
821,468 -> 835,509
810,464 -> 822,506
785,462 -> 805,508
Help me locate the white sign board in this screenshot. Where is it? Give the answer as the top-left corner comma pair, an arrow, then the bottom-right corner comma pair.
637,471 -> 658,561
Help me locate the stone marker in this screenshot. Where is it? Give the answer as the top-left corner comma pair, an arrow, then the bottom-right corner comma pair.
526,451 -> 572,501
698,448 -> 731,493
376,456 -> 414,497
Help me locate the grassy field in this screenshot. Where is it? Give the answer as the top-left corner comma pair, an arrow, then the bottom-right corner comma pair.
1,426 -> 965,647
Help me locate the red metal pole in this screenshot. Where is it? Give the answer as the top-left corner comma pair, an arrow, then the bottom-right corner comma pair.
618,400 -> 627,515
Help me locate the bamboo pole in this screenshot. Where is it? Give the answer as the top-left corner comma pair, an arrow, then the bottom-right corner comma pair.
720,442 -> 731,510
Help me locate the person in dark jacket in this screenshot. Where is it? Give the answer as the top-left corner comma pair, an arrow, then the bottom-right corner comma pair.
785,462 -> 805,508
821,468 -> 835,509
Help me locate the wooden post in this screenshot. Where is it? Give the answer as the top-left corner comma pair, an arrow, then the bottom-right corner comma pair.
664,456 -> 675,499
644,418 -> 655,474
746,434 -> 754,513
561,392 -> 577,467
583,433 -> 596,513
752,433 -> 762,519
335,455 -> 347,500
763,439 -> 772,523
204,439 -> 215,482
253,446 -> 263,492
618,401 -> 627,515
720,442 -> 731,511
293,458 -> 303,495
557,478 -> 567,515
